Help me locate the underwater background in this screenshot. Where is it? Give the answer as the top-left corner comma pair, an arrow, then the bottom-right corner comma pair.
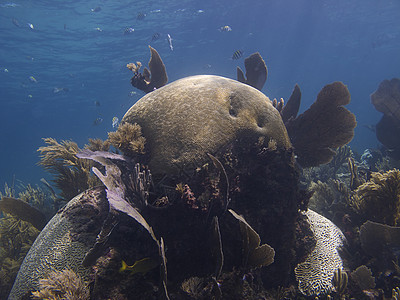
0,0 -> 399,186
1,0 -> 400,299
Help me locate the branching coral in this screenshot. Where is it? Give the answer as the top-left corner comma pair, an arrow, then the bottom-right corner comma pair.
37,138 -> 101,202
352,169 -> 400,225
31,268 -> 90,300
107,122 -> 146,157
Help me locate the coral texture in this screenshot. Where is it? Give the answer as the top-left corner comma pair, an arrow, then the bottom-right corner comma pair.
295,209 -> 346,296
122,75 -> 291,175
8,187 -> 108,300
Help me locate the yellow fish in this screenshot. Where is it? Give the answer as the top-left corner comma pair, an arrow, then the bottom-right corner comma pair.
119,257 -> 159,274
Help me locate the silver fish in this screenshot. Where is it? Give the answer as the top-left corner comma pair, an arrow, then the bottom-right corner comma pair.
167,33 -> 173,51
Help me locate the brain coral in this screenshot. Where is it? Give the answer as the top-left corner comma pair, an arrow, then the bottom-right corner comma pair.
8,187 -> 108,300
295,209 -> 346,296
122,75 -> 291,175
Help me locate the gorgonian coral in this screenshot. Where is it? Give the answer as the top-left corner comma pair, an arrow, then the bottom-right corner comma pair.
107,122 -> 146,157
31,268 -> 89,300
37,138 -> 102,202
352,169 -> 400,225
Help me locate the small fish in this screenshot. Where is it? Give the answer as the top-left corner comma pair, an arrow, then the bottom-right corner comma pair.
93,117 -> 103,126
112,116 -> 119,128
94,27 -> 102,32
28,94 -> 33,98
197,9 -> 204,13
124,27 -> 135,35
219,25 -> 232,32
151,32 -> 160,42
12,17 -> 20,27
119,258 -> 159,274
94,100 -> 101,107
53,87 -> 69,93
129,91 -> 137,97
4,68 -> 9,72
1,3 -> 20,8
363,124 -> 376,133
91,6 -> 101,12
150,9 -> 161,13
137,12 -> 146,20
29,76 -> 37,83
231,50 -> 243,60
167,33 -> 173,51
27,23 -> 34,29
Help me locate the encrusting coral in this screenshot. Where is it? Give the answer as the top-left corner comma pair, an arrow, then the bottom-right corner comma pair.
352,169 -> 400,226
31,268 -> 90,300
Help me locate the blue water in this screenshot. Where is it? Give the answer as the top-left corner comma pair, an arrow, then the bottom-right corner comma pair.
0,0 -> 399,187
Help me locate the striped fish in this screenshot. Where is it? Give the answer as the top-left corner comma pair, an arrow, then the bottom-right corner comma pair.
231,50 -> 243,60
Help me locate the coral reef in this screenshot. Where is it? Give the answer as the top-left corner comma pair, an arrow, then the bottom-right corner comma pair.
107,122 -> 146,157
236,52 -> 268,91
127,46 -> 168,93
352,169 -> 400,226
7,49 -> 376,300
31,268 -> 90,300
285,81 -> 357,167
